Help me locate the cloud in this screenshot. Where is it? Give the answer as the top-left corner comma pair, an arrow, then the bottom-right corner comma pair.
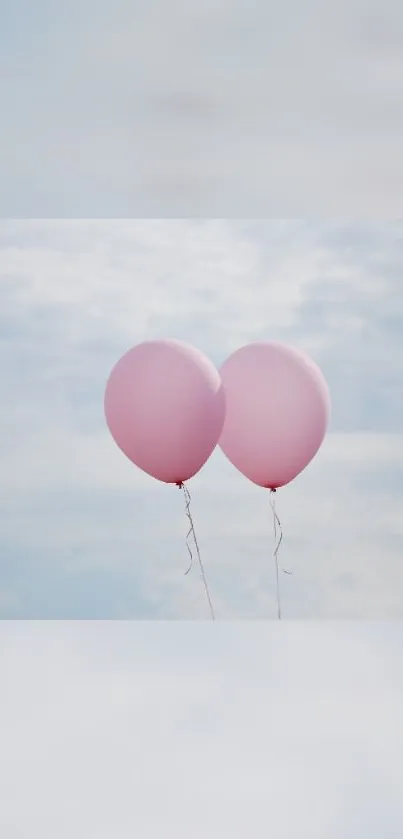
1,621 -> 403,837
1,219 -> 403,618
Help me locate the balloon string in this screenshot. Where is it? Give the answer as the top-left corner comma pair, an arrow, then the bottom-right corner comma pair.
269,489 -> 284,620
177,482 -> 215,621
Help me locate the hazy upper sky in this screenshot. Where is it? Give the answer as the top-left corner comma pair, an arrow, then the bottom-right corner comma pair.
1,0 -> 403,215
2,620 -> 403,838
1,218 -> 403,619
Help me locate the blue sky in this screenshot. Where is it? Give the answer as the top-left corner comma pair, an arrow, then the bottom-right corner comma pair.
1,0 -> 403,215
2,620 -> 403,837
1,219 -> 403,618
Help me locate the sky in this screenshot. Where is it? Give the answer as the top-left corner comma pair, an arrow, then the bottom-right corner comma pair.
2,620 -> 403,838
1,0 -> 403,215
1,218 -> 403,619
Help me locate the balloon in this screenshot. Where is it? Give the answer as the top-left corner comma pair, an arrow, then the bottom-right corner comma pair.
219,341 -> 330,489
104,339 -> 225,484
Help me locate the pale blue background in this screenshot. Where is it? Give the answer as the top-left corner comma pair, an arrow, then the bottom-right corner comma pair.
1,0 -> 403,215
1,620 -> 403,837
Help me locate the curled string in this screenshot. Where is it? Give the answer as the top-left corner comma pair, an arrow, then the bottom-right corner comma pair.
269,489 -> 284,620
177,482 -> 215,621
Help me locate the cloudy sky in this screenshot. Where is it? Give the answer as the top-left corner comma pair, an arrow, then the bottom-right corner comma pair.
1,0 -> 403,215
1,620 -> 403,838
1,218 -> 402,618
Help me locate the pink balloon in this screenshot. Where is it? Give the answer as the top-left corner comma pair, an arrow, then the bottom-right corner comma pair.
219,341 -> 330,489
104,339 -> 225,484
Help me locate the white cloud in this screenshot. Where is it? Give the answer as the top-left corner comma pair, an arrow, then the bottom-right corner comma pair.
0,219 -> 314,352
